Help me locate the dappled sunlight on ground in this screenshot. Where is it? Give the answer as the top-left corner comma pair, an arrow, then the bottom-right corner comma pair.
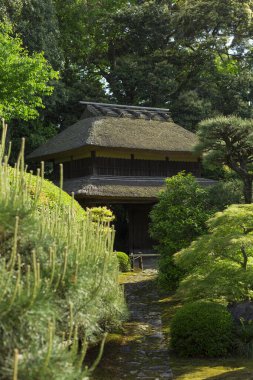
170,358 -> 253,379
93,269 -> 253,380
160,294 -> 253,380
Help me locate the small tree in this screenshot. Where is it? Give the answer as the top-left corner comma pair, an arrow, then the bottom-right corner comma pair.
175,204 -> 253,302
149,172 -> 210,289
0,23 -> 58,121
150,172 -> 209,254
196,116 -> 253,203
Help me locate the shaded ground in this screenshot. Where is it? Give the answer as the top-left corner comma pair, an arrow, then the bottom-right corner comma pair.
93,269 -> 173,380
93,267 -> 253,380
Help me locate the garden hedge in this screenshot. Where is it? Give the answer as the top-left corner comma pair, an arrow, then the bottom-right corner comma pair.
116,251 -> 131,272
171,301 -> 233,357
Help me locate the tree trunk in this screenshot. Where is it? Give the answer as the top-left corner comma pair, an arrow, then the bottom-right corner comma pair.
241,246 -> 248,270
243,177 -> 253,204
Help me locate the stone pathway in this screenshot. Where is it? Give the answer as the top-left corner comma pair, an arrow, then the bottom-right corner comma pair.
93,269 -> 173,380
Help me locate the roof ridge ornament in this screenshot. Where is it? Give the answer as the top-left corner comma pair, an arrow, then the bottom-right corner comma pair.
80,101 -> 172,121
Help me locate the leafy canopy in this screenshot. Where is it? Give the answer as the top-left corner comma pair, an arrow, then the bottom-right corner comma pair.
0,23 -> 58,121
175,204 -> 253,302
89,0 -> 253,128
3,0 -> 253,156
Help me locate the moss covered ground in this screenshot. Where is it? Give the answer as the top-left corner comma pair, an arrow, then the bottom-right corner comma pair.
93,271 -> 253,379
160,294 -> 253,380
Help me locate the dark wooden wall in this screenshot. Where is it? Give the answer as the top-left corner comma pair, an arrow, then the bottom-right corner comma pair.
54,158 -> 92,178
54,156 -> 201,179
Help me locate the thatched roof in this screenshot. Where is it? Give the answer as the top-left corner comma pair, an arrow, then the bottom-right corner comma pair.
61,176 -> 216,200
80,101 -> 172,121
28,103 -> 198,160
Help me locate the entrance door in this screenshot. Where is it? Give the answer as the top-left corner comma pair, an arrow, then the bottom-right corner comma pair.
128,204 -> 155,254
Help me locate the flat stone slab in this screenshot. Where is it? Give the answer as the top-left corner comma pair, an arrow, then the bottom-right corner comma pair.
93,270 -> 173,380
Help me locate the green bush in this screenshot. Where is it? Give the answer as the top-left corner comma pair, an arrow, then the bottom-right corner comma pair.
149,172 -> 210,289
156,254 -> 184,291
233,319 -> 253,358
150,172 -> 209,254
15,169 -> 114,223
0,125 -> 126,379
171,302 -> 233,357
19,167 -> 86,219
116,251 -> 131,272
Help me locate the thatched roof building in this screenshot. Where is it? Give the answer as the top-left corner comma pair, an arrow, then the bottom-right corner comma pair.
29,102 -> 215,254
28,102 -> 198,161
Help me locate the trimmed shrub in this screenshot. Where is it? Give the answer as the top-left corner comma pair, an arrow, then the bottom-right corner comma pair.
116,251 -> 131,272
87,206 -> 115,223
156,254 -> 184,291
150,173 -> 209,255
28,172 -> 86,217
149,172 -> 210,290
171,301 -> 233,357
13,169 -> 114,223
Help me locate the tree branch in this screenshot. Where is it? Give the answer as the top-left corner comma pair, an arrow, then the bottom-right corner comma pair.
241,245 -> 248,270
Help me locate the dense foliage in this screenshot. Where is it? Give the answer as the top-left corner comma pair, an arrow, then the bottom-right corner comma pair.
4,0 -> 253,368
150,173 -> 209,254
149,172 -> 210,289
207,179 -> 243,210
0,124 -> 126,379
0,23 -> 58,121
2,0 -> 253,157
86,206 -> 115,223
234,319 -> 253,358
116,251 -> 131,272
175,204 -> 253,303
171,302 -> 233,357
196,116 -> 253,203
20,167 -> 85,218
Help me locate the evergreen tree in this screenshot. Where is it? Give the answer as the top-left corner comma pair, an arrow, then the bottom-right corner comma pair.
196,116 -> 253,203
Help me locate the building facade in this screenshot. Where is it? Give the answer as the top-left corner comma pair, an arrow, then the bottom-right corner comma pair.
29,102 -> 214,253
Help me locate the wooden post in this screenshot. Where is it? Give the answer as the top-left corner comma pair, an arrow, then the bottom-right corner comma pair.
128,205 -> 134,254
138,256 -> 143,271
91,151 -> 97,176
130,253 -> 134,271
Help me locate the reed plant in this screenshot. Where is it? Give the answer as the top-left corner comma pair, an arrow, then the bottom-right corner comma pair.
0,121 -> 126,379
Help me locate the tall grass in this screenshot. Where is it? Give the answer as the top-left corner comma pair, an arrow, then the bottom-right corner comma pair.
0,121 -> 126,379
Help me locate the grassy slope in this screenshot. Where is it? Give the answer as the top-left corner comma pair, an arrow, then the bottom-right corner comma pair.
160,294 -> 253,380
